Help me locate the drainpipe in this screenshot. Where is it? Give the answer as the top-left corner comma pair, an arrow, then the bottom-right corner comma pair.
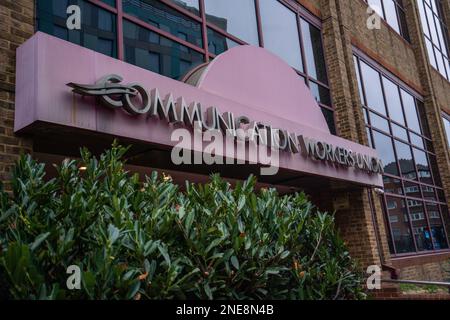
367,188 -> 399,279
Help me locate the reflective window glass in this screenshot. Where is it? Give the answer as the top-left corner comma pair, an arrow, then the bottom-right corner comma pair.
123,0 -> 203,47
124,20 -> 204,80
260,0 -> 303,71
204,0 -> 259,46
360,62 -> 386,115
37,0 -> 117,57
395,140 -> 416,180
401,90 -> 421,133
386,197 -> 415,253
301,18 -> 328,84
408,201 -> 433,251
166,0 -> 200,15
383,77 -> 404,125
373,131 -> 398,176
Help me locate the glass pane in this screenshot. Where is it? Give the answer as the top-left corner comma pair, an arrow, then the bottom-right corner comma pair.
373,131 -> 398,176
383,176 -> 403,195
425,38 -> 438,68
429,155 -> 442,186
404,181 -> 421,198
382,77 -> 404,125
309,81 -> 331,106
416,100 -> 431,137
418,0 -> 430,37
435,50 -> 447,76
124,20 -> 204,80
421,185 -> 437,202
386,197 -> 415,253
363,108 -> 369,124
366,127 -> 373,147
397,8 -> 410,41
410,133 -> 424,149
440,205 -> 450,247
401,90 -> 421,133
321,108 -> 336,135
354,56 -> 365,105
368,0 -> 384,17
207,28 -> 239,55
395,140 -> 416,180
301,19 -> 328,84
437,189 -> 446,202
260,0 -> 303,71
101,0 -> 115,7
166,0 -> 200,15
37,0 -> 117,58
204,0 -> 259,45
425,4 -> 438,43
384,0 -> 400,33
427,203 -> 449,249
392,124 -> 408,141
408,200 -> 433,251
369,112 -> 390,133
413,148 -> 432,184
360,62 -> 387,115
443,116 -> 450,146
123,0 -> 203,47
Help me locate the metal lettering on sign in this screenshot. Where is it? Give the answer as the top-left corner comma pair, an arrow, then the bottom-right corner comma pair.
67,75 -> 384,175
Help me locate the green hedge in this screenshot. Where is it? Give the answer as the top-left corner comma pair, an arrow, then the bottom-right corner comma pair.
0,144 -> 365,300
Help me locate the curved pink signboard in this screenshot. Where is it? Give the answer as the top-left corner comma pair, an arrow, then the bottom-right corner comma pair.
15,32 -> 383,187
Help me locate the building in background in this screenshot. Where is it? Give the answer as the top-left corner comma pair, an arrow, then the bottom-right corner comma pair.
1,0 -> 450,295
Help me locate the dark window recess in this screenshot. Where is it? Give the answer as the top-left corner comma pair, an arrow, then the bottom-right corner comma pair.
123,0 -> 203,47
124,20 -> 203,80
301,18 -> 328,85
321,108 -> 336,135
207,28 -> 239,56
37,0 -> 117,58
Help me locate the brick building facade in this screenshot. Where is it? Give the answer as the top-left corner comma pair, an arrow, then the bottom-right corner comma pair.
1,0 -> 449,295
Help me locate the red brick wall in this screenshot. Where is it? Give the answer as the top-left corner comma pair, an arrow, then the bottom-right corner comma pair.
0,0 -> 34,190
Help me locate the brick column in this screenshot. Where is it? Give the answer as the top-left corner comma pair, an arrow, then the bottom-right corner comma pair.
318,0 -> 393,272
0,0 -> 34,190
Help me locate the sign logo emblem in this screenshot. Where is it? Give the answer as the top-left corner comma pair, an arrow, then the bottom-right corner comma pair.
67,74 -> 151,115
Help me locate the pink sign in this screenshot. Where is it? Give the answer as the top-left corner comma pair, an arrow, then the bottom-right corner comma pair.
15,32 -> 383,187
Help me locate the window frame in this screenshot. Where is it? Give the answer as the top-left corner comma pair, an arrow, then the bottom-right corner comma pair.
354,51 -> 450,257
418,0 -> 450,81
365,0 -> 411,42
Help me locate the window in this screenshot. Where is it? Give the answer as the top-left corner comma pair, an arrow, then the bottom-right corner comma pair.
259,0 -> 303,71
443,113 -> 450,147
354,54 -> 450,255
366,0 -> 410,41
123,20 -> 204,79
301,19 -> 328,85
36,0 -> 336,133
166,0 -> 200,15
123,0 -> 203,47
37,0 -> 117,57
204,0 -> 259,46
418,0 -> 450,81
